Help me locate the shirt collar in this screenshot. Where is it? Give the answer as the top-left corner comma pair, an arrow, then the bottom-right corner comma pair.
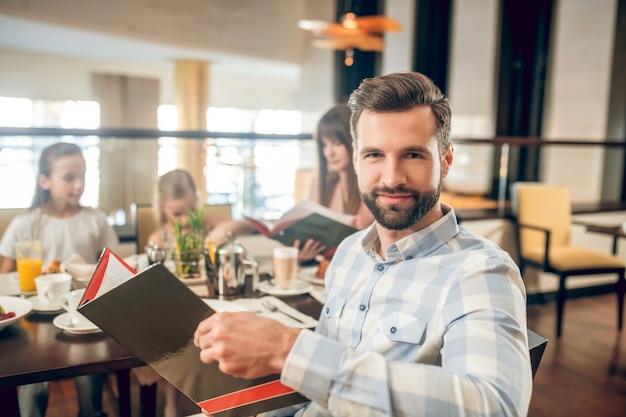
360,204 -> 460,262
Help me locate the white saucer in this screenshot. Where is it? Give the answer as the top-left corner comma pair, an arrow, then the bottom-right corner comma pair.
53,312 -> 102,335
203,298 -> 249,313
298,266 -> 325,286
27,295 -> 63,314
258,280 -> 313,297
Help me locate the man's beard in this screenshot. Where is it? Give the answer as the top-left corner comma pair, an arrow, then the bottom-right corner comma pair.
361,183 -> 441,230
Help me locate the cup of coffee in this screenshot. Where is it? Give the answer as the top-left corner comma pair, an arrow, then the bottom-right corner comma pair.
35,273 -> 72,308
15,240 -> 43,293
59,289 -> 90,326
272,247 -> 299,289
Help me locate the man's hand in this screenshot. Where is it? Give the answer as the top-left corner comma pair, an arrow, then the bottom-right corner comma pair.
194,311 -> 302,379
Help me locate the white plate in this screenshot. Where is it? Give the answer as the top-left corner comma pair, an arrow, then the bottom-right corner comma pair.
258,280 -> 313,297
0,272 -> 20,296
27,295 -> 64,314
0,295 -> 33,331
203,298 -> 249,313
298,266 -> 325,286
52,312 -> 102,335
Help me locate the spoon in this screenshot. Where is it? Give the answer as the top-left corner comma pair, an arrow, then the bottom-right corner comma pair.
66,313 -> 75,328
261,298 -> 305,324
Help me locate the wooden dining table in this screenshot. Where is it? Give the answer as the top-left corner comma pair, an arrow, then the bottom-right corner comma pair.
0,281 -> 323,417
0,309 -> 145,417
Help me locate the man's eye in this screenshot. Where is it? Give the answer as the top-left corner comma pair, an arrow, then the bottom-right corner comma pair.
365,152 -> 382,159
407,153 -> 422,159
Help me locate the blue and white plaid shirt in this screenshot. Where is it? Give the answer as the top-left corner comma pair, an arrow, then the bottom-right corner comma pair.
279,205 -> 531,417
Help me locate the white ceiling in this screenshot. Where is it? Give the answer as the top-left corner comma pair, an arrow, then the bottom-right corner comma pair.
0,14 -> 300,79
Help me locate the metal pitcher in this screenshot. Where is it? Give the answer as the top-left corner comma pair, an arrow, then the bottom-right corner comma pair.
145,242 -> 166,265
209,233 -> 259,297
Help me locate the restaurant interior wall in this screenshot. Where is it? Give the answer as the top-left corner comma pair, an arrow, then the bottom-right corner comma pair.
0,47 -> 303,114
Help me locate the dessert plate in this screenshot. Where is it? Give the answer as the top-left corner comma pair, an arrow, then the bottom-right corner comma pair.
53,312 -> 102,335
258,280 -> 313,297
0,295 -> 33,331
298,266 -> 325,286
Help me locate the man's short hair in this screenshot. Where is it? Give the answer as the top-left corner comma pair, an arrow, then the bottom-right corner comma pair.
347,71 -> 451,155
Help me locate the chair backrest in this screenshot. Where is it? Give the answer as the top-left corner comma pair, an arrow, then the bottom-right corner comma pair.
0,208 -> 28,268
131,203 -> 158,254
203,204 -> 233,222
513,183 -> 572,257
0,208 -> 28,239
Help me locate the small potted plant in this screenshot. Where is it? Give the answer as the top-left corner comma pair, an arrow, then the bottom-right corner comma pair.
171,207 -> 205,278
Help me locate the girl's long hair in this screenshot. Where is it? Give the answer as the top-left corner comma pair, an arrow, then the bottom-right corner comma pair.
315,105 -> 361,215
30,142 -> 84,209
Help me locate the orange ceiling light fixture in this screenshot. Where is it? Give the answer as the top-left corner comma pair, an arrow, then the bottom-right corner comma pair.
298,12 -> 402,66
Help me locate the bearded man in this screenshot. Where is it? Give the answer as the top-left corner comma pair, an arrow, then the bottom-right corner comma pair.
194,72 -> 532,417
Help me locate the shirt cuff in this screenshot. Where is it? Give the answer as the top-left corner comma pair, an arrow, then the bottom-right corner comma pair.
281,329 -> 344,406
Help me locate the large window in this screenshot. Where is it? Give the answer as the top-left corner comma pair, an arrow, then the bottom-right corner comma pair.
160,105 -> 304,218
0,98 -> 307,219
0,97 -> 101,209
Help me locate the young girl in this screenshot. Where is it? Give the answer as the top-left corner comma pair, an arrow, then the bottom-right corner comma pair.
147,168 -> 255,256
297,105 -> 375,261
0,142 -> 118,417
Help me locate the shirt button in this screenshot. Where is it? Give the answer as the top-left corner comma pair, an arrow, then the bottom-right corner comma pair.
325,307 -> 329,314
359,304 -> 366,311
390,326 -> 397,334
377,265 -> 384,272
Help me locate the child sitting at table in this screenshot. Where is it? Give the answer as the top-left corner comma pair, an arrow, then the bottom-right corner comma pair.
147,168 -> 255,256
0,142 -> 119,417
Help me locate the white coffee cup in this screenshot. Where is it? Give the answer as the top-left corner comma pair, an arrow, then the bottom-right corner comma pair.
59,289 -> 89,325
35,273 -> 72,307
273,247 -> 299,289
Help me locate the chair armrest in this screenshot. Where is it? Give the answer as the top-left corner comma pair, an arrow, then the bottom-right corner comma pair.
516,222 -> 552,269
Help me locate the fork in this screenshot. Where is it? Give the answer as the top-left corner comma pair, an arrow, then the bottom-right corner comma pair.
261,298 -> 305,324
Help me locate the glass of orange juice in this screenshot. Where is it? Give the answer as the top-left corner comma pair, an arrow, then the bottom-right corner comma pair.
15,240 -> 43,293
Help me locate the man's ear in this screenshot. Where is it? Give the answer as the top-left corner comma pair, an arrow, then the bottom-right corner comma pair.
441,143 -> 454,177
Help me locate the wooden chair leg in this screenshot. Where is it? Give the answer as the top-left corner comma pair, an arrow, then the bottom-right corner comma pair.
116,368 -> 132,417
556,275 -> 568,338
616,271 -> 626,331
